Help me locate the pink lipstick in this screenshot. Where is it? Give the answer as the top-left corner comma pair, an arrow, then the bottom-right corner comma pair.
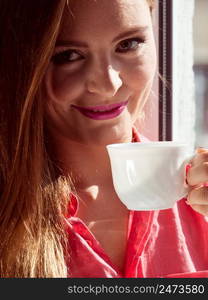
71,100 -> 128,120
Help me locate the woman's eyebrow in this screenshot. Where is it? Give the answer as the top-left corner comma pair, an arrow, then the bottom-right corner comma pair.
112,26 -> 149,42
55,40 -> 88,48
55,26 -> 149,48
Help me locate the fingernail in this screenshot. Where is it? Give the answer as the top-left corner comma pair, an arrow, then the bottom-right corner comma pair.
184,164 -> 191,187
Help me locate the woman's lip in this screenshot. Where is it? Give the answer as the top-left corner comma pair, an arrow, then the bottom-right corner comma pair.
71,100 -> 129,112
71,100 -> 129,120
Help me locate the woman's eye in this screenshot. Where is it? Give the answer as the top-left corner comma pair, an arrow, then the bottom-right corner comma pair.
51,50 -> 83,65
116,38 -> 144,53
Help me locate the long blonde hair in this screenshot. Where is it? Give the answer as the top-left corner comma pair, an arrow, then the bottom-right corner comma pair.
0,0 -> 155,278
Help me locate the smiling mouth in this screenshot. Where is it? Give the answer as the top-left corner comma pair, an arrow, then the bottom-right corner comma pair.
71,100 -> 129,120
71,100 -> 129,112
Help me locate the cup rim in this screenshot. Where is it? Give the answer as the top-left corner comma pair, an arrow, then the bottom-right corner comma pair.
106,141 -> 189,150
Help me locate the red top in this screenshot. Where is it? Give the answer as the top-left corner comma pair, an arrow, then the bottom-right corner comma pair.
64,128 -> 208,278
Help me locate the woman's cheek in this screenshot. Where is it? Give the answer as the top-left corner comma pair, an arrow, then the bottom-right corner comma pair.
124,58 -> 156,118
124,61 -> 151,90
124,48 -> 156,83
47,65 -> 85,103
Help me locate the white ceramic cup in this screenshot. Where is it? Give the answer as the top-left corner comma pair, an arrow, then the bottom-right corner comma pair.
106,142 -> 194,210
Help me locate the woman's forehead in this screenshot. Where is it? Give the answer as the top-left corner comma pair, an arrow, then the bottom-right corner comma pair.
59,0 -> 152,39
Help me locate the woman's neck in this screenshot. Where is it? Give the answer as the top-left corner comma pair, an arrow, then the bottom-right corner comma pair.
63,141 -> 113,189
49,135 -> 130,191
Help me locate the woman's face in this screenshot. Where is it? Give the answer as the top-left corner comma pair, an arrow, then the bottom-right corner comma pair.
44,0 -> 156,145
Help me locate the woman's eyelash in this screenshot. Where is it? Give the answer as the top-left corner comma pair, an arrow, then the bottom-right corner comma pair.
51,37 -> 145,65
51,50 -> 83,65
116,37 -> 145,53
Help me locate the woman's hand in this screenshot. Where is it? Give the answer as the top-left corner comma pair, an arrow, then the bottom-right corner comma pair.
186,148 -> 208,216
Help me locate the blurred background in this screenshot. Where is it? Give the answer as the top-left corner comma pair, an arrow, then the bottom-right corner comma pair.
138,0 -> 208,147
193,0 -> 208,147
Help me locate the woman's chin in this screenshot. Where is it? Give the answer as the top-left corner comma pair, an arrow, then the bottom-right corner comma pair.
85,129 -> 132,147
71,116 -> 133,146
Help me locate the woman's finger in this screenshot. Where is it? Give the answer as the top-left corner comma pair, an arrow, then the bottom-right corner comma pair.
188,204 -> 208,216
186,162 -> 208,186
190,148 -> 208,167
187,186 -> 208,206
187,186 -> 208,216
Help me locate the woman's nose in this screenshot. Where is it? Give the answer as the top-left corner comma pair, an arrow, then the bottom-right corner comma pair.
86,62 -> 122,97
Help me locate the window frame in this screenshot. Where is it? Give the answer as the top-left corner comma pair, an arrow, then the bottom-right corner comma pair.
158,0 -> 173,141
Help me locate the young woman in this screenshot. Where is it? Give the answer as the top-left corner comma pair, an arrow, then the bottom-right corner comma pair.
0,0 -> 208,278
